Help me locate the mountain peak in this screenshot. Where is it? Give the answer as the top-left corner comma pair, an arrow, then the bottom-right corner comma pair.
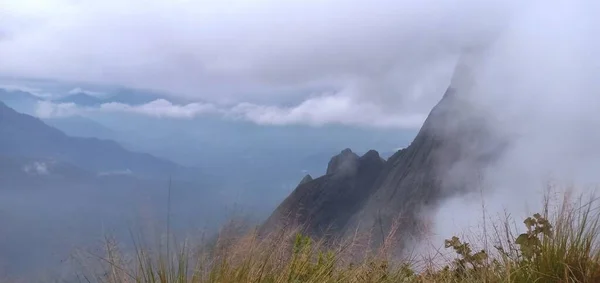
261,147 -> 385,238
263,77 -> 507,252
298,174 -> 313,185
360,150 -> 382,161
326,148 -> 360,176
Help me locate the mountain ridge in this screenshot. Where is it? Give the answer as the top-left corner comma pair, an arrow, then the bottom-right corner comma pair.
0,101 -> 188,179
261,148 -> 385,239
261,82 -> 508,251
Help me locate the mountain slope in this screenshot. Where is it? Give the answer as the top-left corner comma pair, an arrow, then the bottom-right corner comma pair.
261,149 -> 385,239
0,89 -> 40,103
262,58 -> 507,250
43,116 -> 117,140
342,86 -> 506,247
0,101 -> 183,179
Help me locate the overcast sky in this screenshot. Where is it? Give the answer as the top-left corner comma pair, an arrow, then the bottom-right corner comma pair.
1,0 -> 522,128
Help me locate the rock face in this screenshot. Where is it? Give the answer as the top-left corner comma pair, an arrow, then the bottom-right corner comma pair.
261,149 -> 385,238
342,86 -> 506,248
261,58 -> 507,250
298,174 -> 314,186
326,148 -> 359,175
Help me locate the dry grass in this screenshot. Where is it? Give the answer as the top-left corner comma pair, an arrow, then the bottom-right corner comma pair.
71,190 -> 600,283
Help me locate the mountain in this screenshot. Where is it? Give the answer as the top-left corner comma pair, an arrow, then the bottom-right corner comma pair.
0,89 -> 42,114
261,149 -> 385,238
43,115 -> 117,140
0,101 -> 187,179
261,60 -> 507,251
0,89 -> 40,103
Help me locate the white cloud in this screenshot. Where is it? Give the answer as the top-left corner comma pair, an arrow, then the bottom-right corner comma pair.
230,94 -> 427,128
36,99 -> 218,119
35,96 -> 425,128
1,0 -> 520,124
0,84 -> 52,98
0,84 -> 39,93
99,99 -> 218,118
23,161 -> 50,175
35,101 -> 79,118
68,87 -> 106,97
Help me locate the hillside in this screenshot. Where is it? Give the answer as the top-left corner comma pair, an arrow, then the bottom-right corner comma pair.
43,115 -> 118,140
0,101 -> 184,179
262,65 -> 508,250
261,149 -> 385,238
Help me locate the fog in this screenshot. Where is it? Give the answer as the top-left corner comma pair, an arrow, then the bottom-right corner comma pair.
1,0 -> 522,128
426,0 -> 600,256
0,179 -> 240,279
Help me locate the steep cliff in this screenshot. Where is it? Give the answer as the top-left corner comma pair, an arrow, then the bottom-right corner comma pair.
261,149 -> 385,239
263,55 -> 507,251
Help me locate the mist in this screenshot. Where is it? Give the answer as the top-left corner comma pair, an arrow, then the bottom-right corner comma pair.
427,0 -> 600,255
1,0 -> 523,128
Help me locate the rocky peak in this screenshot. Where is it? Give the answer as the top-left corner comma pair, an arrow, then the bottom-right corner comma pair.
360,150 -> 384,165
326,148 -> 360,176
298,174 -> 313,186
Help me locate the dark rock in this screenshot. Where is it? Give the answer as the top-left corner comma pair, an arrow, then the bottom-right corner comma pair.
262,57 -> 508,252
263,88 -> 506,252
261,148 -> 385,239
298,174 -> 313,185
342,86 -> 507,249
326,148 -> 360,176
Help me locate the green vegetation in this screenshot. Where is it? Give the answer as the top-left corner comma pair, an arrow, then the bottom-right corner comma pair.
75,191 -> 600,283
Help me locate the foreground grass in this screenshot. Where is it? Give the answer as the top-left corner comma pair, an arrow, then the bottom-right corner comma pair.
77,191 -> 600,283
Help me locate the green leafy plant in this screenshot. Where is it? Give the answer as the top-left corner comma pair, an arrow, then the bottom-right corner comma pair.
444,236 -> 488,277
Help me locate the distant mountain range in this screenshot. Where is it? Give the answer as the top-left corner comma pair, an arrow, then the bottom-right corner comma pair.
0,101 -> 192,180
43,115 -> 118,140
55,88 -> 169,106
0,83 -> 416,219
0,85 -> 185,107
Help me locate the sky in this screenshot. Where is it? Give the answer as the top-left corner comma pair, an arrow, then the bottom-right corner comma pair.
3,0 -> 600,197
0,0 -> 520,129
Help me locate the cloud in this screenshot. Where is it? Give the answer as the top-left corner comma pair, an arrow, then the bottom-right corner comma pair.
418,0 -> 600,254
35,101 -> 80,118
99,99 -> 218,118
1,0 -> 520,121
23,161 -> 50,175
0,84 -> 53,98
230,94 -> 427,128
68,87 -> 106,97
36,99 -> 218,119
36,96 -> 426,128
